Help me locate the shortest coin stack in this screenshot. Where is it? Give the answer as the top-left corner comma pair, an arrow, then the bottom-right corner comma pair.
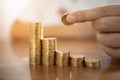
85,58 -> 101,68
70,55 -> 85,67
55,50 -> 70,66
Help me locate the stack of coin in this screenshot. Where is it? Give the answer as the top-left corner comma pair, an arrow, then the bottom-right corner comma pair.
41,38 -> 56,66
55,50 -> 70,66
29,22 -> 43,65
70,55 -> 85,67
84,58 -> 101,68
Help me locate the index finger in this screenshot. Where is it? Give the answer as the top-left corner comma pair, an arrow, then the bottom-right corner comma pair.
66,5 -> 120,23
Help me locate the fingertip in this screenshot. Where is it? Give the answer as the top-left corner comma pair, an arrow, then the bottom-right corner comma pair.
66,11 -> 86,23
66,14 -> 77,23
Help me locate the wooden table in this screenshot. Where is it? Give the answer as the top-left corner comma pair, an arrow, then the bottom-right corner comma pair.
0,40 -> 120,80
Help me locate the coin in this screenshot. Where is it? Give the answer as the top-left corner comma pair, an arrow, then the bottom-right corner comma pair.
29,47 -> 42,65
84,58 -> 101,68
41,38 -> 57,66
55,50 -> 70,66
61,13 -> 73,26
70,55 -> 85,67
30,22 -> 43,39
29,22 -> 43,65
42,38 -> 56,48
29,40 -> 42,48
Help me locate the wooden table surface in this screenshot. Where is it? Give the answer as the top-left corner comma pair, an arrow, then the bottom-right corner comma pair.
0,40 -> 120,80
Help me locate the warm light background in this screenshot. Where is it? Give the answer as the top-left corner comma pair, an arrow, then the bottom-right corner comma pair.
0,0 -> 119,42
11,20 -> 95,42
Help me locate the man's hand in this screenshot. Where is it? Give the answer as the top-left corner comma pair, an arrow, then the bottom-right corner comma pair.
66,5 -> 120,59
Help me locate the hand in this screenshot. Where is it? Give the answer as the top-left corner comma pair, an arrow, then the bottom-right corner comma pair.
66,5 -> 120,59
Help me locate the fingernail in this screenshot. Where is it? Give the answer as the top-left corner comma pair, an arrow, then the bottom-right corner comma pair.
66,15 -> 76,23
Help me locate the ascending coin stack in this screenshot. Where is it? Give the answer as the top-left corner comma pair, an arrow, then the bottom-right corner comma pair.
29,22 -> 101,68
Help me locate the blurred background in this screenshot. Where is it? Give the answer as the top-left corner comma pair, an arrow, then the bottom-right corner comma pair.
0,0 -> 119,42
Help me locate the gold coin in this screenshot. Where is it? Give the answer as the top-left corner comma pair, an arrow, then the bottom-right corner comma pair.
29,40 -> 42,48
85,58 -> 101,68
29,48 -> 42,65
61,13 -> 73,26
41,38 -> 56,48
55,50 -> 70,66
30,22 -> 43,39
41,38 -> 56,66
70,55 -> 85,67
29,59 -> 41,65
29,22 -> 43,66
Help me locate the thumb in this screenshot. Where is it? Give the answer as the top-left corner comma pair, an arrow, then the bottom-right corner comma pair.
66,5 -> 120,23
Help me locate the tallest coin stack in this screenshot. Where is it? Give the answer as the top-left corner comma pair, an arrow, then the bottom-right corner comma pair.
29,23 -> 43,65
